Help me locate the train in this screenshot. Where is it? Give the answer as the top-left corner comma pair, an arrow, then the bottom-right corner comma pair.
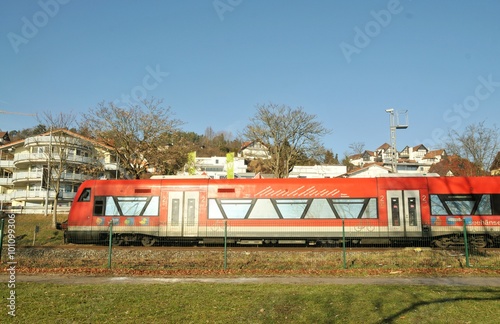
63,176 -> 500,248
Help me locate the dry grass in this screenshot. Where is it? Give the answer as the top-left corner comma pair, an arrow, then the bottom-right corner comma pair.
3,213 -> 500,275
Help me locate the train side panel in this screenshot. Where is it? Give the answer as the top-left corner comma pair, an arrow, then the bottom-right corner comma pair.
426,176 -> 500,247
66,179 -> 166,244
66,180 -> 98,243
376,177 -> 431,240
202,178 -> 385,244
65,176 -> 500,247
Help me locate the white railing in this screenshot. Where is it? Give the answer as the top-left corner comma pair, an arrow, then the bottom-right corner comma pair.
12,171 -> 90,182
10,190 -> 76,200
24,136 -> 89,147
0,160 -> 14,168
14,153 -> 96,165
0,177 -> 13,186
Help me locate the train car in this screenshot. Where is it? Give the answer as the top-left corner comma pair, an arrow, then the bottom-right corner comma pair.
425,176 -> 500,248
64,176 -> 500,248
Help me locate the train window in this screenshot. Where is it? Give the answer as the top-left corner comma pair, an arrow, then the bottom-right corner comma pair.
408,197 -> 417,226
143,197 -> 159,216
208,198 -> 378,219
476,195 -> 492,215
105,197 -> 120,215
208,199 -> 224,219
275,199 -> 309,219
116,196 -> 159,216
171,199 -> 180,225
94,196 -> 159,216
219,199 -> 252,219
430,195 -> 447,215
491,195 -> 500,215
304,199 -> 336,219
94,196 -> 105,215
331,198 -> 377,219
249,199 -> 279,219
430,194 -> 494,216
186,199 -> 196,225
391,198 -> 400,226
78,188 -> 91,202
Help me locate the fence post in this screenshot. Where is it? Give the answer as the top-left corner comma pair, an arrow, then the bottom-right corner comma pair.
342,219 -> 347,269
224,221 -> 227,270
32,225 -> 39,246
0,218 -> 4,262
463,220 -> 470,267
108,221 -> 113,269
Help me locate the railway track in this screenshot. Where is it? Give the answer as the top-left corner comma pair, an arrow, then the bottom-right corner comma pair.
15,245 -> 500,253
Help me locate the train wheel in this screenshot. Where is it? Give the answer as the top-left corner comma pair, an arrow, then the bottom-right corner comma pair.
469,236 -> 488,249
141,236 -> 156,247
112,236 -> 124,246
432,238 -> 450,248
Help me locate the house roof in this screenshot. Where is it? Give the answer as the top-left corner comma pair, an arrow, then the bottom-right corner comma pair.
346,162 -> 391,176
423,149 -> 445,159
376,143 -> 391,151
0,128 -> 115,151
239,140 -> 268,152
491,151 -> 500,172
413,144 -> 428,151
349,150 -> 375,160
0,131 -> 10,142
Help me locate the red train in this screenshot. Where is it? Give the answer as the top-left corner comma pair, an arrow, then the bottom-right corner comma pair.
64,176 -> 500,248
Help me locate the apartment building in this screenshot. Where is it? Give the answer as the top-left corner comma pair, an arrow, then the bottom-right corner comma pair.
348,143 -> 446,175
0,129 -> 118,213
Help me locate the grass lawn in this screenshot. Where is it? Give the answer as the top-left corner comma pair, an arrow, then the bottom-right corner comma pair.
2,214 -> 500,323
2,283 -> 499,323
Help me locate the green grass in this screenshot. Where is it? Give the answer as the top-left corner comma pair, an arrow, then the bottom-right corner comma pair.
3,213 -> 500,272
1,213 -> 65,246
2,283 -> 499,323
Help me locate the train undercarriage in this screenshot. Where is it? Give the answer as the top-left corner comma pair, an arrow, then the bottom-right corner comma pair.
94,232 -> 499,249
431,234 -> 496,249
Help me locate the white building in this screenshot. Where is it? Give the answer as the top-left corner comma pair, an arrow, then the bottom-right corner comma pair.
186,155 -> 248,179
0,129 -> 118,213
288,165 -> 347,178
348,143 -> 446,176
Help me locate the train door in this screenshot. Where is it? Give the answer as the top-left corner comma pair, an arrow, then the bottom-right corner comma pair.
386,190 -> 422,237
166,191 -> 199,237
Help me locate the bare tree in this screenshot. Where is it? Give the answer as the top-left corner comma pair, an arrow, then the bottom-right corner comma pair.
243,103 -> 331,178
445,121 -> 499,171
348,142 -> 365,155
204,127 -> 215,141
37,111 -> 82,228
81,98 -> 184,179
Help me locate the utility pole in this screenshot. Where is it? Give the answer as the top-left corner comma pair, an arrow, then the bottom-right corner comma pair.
385,109 -> 408,173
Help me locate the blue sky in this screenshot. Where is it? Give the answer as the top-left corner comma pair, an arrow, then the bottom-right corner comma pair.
1,0 -> 500,157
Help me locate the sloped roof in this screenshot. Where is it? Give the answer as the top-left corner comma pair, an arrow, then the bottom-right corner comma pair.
423,149 -> 445,159
490,151 -> 500,172
346,162 -> 391,176
376,143 -> 391,151
0,131 -> 10,142
0,128 -> 115,151
413,144 -> 428,151
239,140 -> 268,151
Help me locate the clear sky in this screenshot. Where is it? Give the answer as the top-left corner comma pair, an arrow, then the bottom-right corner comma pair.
1,0 -> 500,157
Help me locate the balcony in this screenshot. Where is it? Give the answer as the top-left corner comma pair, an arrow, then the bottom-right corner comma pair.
12,171 -> 91,184
0,160 -> 14,168
14,153 -> 96,166
0,177 -> 13,186
24,135 -> 90,148
10,190 -> 76,201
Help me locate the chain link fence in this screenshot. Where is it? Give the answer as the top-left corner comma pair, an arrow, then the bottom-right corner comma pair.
2,215 -> 499,272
